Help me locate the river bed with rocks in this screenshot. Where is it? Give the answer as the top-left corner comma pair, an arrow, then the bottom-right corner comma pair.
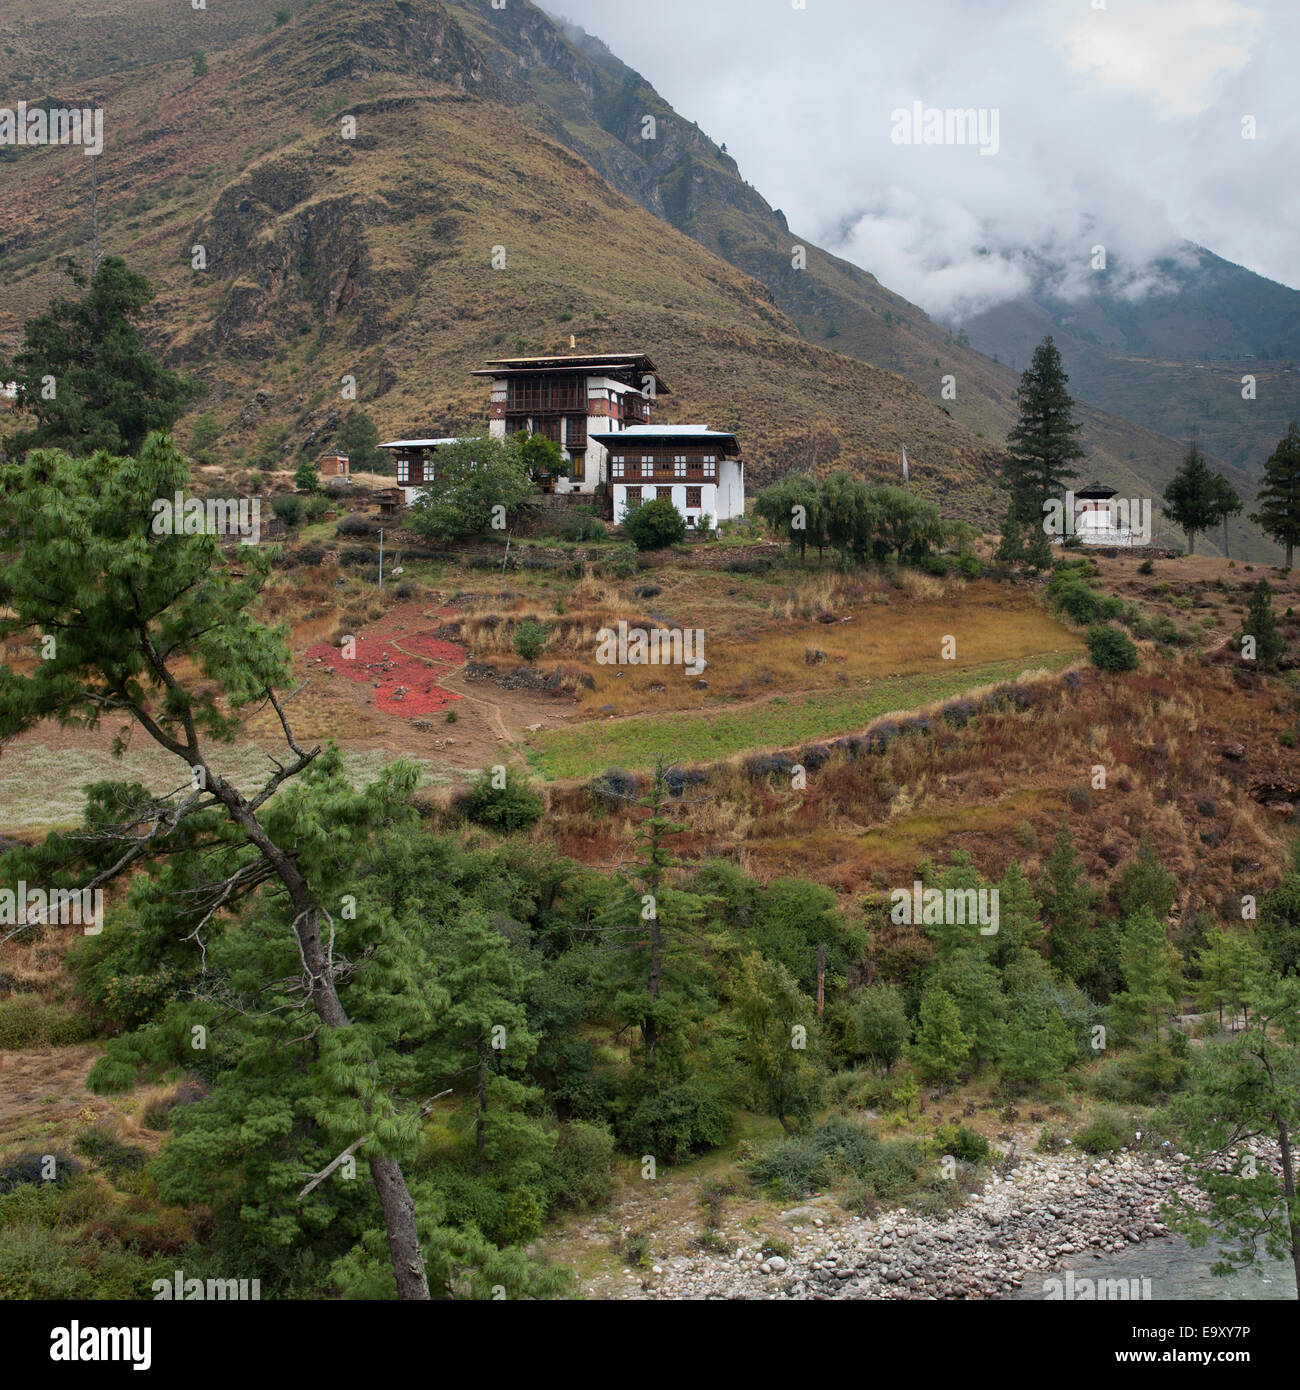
586,1135 -> 1293,1301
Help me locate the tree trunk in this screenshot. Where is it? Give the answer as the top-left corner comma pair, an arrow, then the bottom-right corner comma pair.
1289,542 -> 1294,571
1274,1112 -> 1300,1300
1223,516 -> 1231,559
476,1039 -> 488,1175
215,786 -> 430,1300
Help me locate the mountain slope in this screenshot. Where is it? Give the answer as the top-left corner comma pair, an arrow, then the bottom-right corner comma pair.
960,244 -> 1300,479
0,0 -> 1275,554
434,0 -> 1265,553
0,0 -> 1006,513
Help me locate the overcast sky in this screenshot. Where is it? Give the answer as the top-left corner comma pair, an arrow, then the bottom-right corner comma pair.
543,0 -> 1299,322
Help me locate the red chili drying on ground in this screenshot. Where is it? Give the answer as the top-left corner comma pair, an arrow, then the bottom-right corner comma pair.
306,605 -> 464,718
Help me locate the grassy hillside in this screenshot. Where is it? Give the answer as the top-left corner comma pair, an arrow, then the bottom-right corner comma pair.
0,0 -> 1010,517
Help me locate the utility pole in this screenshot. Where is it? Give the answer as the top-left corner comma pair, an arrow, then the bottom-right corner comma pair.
378,528 -> 384,587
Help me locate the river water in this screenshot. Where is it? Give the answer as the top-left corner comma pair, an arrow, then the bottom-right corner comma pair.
1009,1236 -> 1296,1301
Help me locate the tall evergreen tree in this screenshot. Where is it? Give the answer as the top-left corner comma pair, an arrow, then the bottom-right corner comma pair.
1161,976 -> 1300,1298
1163,439 -> 1221,555
1040,825 -> 1097,988
1241,579 -> 1286,669
0,437 -> 430,1299
1004,336 -> 1085,522
1111,907 -> 1182,1047
1211,473 -> 1243,558
1252,422 -> 1300,569
1,257 -> 200,457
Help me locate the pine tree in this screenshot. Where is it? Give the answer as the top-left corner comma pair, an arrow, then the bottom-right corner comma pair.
994,498 -> 1025,565
1004,336 -> 1085,522
1163,439 -> 1221,555
1111,907 -> 1182,1046
1,257 -> 200,457
1040,824 -> 1097,988
1211,474 -> 1243,558
1161,975 -> 1300,1296
1241,579 -> 1286,669
0,437 -> 431,1299
1251,421 -> 1300,569
909,986 -> 972,1082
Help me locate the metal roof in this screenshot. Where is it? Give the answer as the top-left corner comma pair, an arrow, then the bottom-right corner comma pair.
588,424 -> 741,456
378,438 -> 462,449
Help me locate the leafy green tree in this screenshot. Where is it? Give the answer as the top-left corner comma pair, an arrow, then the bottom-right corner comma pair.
623,495 -> 687,550
516,431 -> 569,482
407,435 -> 536,543
1,257 -> 200,457
1259,864 -> 1300,978
189,412 -> 220,463
0,437 -> 429,1298
294,460 -> 321,494
423,908 -> 541,1174
753,473 -> 826,562
1194,926 -> 1268,1031
192,51 -> 208,78
730,952 -> 824,1134
909,986 -> 972,1082
872,484 -> 944,563
271,494 -> 304,529
1252,422 -> 1300,569
1163,439 -> 1221,555
1241,579 -> 1286,669
989,859 -> 1046,973
1003,336 -> 1085,522
1110,906 -> 1182,1046
847,984 -> 910,1071
1000,996 -> 1077,1088
1161,976 -> 1300,1297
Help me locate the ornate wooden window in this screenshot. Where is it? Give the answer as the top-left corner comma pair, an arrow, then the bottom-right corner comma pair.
703,455 -> 717,478
611,455 -> 625,479
641,456 -> 654,479
686,486 -> 702,509
674,455 -> 687,477
626,485 -> 642,505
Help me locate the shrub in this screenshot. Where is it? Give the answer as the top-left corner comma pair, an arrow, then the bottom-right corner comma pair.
602,544 -> 639,579
543,1122 -> 615,1211
0,995 -> 92,1049
294,461 -> 321,494
915,552 -> 950,576
1076,1108 -> 1128,1154
748,1117 -> 920,1200
462,766 -> 544,833
557,513 -> 607,543
619,1079 -> 731,1163
931,1123 -> 990,1164
271,494 -> 305,529
512,617 -> 549,663
956,553 -> 983,579
1054,581 -> 1101,624
623,497 -> 687,550
1086,625 -> 1139,672
0,1150 -> 80,1195
588,768 -> 637,810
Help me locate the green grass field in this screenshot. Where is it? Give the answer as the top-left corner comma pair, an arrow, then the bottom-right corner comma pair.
525,651 -> 1080,780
